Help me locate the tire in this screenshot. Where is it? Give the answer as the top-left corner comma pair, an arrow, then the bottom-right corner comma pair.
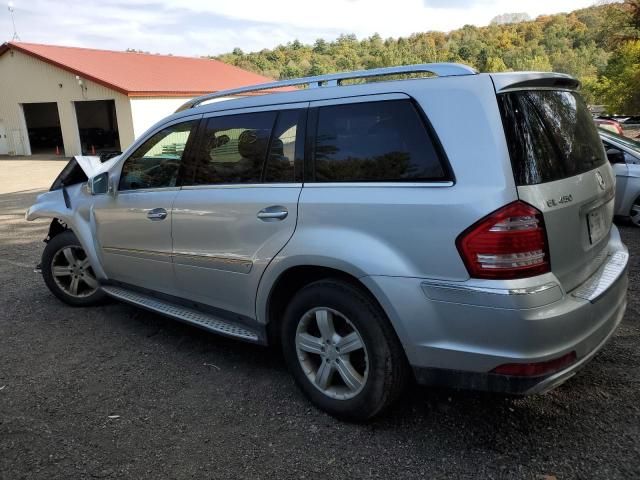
630,197 -> 640,227
41,230 -> 106,307
281,279 -> 409,421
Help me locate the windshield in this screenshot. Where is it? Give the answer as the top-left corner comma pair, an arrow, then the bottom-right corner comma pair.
599,128 -> 640,153
498,90 -> 606,186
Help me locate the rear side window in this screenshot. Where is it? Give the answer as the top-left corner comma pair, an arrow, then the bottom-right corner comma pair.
191,111 -> 277,185
498,91 -> 606,186
311,100 -> 447,182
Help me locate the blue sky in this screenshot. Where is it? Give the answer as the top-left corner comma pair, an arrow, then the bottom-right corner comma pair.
3,0 -> 607,57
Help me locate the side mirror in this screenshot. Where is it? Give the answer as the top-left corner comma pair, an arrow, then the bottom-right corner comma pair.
606,148 -> 625,165
89,172 -> 111,195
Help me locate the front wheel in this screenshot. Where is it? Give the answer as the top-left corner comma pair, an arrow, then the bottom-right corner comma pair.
281,279 -> 409,421
41,230 -> 106,306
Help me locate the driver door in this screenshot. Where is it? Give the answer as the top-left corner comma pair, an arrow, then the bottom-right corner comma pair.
92,117 -> 200,294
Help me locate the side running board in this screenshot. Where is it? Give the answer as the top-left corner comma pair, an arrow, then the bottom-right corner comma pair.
102,285 -> 260,343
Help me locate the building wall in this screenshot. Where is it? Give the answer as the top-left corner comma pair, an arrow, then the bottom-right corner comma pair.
130,96 -> 234,140
0,49 -> 134,156
130,97 -> 190,139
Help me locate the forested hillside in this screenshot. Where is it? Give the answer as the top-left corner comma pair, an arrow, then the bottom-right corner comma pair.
216,1 -> 640,113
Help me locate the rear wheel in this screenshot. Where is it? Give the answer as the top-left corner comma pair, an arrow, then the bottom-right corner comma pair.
41,230 -> 106,306
630,198 -> 640,227
281,279 -> 408,421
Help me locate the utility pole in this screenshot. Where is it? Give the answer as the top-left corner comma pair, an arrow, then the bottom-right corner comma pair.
8,2 -> 20,41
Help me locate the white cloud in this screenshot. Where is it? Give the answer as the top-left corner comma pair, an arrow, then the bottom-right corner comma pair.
1,0 -> 605,56
162,0 -> 602,38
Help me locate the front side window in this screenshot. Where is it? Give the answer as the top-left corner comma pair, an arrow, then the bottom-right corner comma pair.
602,132 -> 640,165
626,152 -> 640,165
119,121 -> 195,191
191,112 -> 277,185
312,100 -> 447,182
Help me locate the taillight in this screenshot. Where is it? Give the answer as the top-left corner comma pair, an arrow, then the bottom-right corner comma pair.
456,201 -> 550,280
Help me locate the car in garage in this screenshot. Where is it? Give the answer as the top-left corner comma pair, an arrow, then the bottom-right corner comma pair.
600,128 -> 640,226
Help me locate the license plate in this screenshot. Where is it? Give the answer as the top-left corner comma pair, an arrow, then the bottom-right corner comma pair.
587,207 -> 608,244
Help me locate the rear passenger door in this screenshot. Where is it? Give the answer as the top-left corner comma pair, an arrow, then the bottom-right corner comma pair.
298,94 -> 453,278
171,104 -> 307,319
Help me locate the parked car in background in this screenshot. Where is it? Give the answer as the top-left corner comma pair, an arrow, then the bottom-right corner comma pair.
595,117 -> 625,135
26,65 -> 629,420
600,128 -> 640,226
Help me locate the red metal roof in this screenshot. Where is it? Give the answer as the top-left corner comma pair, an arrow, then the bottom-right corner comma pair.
0,42 -> 277,97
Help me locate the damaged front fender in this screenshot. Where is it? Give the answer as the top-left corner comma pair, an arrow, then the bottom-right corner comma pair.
26,169 -> 108,281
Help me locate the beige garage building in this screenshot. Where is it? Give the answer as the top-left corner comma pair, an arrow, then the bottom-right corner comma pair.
0,42 -> 274,157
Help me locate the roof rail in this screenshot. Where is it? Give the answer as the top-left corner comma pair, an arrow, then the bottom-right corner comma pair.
175,62 -> 477,112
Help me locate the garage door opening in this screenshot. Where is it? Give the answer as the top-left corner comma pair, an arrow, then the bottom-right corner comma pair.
23,102 -> 64,155
75,100 -> 121,155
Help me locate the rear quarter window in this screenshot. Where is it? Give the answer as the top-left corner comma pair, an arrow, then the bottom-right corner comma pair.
311,100 -> 449,183
498,90 -> 606,186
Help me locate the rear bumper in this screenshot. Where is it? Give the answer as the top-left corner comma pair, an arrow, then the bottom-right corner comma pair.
362,226 -> 629,395
413,296 -> 625,394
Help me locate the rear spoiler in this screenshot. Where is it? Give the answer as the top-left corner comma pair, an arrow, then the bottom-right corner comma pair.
490,72 -> 580,93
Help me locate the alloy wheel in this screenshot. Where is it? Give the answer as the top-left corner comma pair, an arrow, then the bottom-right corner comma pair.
51,246 -> 99,298
295,307 -> 369,400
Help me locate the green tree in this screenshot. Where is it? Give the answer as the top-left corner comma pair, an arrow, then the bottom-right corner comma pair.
212,1 -> 640,110
602,40 -> 640,112
485,57 -> 509,72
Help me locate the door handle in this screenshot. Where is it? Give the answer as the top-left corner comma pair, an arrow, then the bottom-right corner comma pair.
147,207 -> 168,221
257,206 -> 288,221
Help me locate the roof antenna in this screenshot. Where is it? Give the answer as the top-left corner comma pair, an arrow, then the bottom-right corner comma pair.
8,2 -> 21,41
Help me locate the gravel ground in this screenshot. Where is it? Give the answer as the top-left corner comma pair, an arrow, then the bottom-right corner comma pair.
1,162 -> 639,479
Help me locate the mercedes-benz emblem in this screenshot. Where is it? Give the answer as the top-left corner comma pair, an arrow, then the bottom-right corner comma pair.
595,171 -> 606,190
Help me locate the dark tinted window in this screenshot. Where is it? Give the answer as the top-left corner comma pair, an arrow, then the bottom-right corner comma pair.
120,121 -> 195,191
264,110 -> 302,183
191,112 -> 276,185
498,91 -> 606,186
312,100 -> 446,182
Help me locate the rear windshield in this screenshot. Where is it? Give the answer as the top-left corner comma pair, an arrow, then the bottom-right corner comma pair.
498,90 -> 606,186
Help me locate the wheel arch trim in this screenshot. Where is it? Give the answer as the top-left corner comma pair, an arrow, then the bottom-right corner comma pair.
256,255 -> 368,325
256,256 -> 411,353
26,188 -> 108,280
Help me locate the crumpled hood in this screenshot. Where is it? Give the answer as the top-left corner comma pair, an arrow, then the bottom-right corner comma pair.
76,155 -> 121,176
50,155 -> 121,191
74,155 -> 103,177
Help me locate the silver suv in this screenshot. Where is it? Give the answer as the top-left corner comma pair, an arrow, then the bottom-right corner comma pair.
27,64 -> 629,420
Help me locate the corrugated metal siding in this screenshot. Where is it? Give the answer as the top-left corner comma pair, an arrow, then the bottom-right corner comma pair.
0,49 -> 135,156
129,96 -> 234,139
130,97 -> 193,140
